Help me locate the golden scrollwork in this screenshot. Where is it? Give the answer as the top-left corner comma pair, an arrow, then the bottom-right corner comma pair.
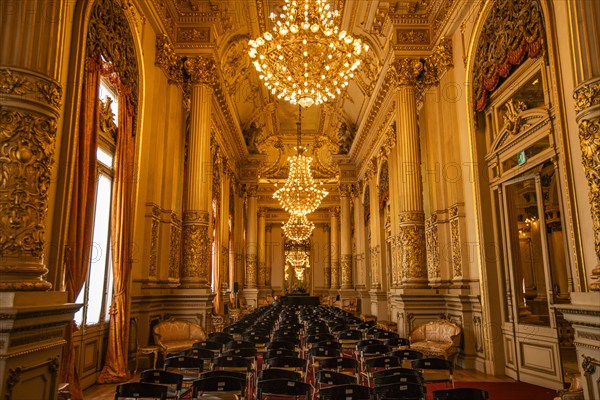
258,261 -> 266,288
148,205 -> 160,278
425,214 -> 440,279
99,96 -> 118,140
339,183 -> 353,197
155,34 -> 184,85
87,0 -> 139,108
324,264 -> 331,288
573,80 -> 600,115
577,118 -> 600,290
184,56 -> 217,86
422,37 -> 453,88
370,245 -> 381,286
341,254 -> 353,286
503,99 -> 529,135
399,211 -> 425,224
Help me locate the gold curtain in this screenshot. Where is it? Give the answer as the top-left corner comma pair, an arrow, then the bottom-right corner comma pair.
97,87 -> 135,383
59,56 -> 101,400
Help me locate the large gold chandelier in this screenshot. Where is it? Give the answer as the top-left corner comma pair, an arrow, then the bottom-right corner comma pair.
273,107 -> 328,217
282,214 -> 315,242
248,0 -> 369,108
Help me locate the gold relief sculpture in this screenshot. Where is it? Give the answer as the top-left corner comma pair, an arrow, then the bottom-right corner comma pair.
0,107 -> 57,291
155,34 -> 184,84
169,215 -> 181,280
577,118 -> 600,290
87,0 -> 139,108
395,29 -> 429,45
339,184 -> 353,197
331,261 -> 340,288
99,97 -> 118,140
503,99 -> 529,135
472,0 -> 545,112
258,262 -> 266,288
422,37 -> 453,87
398,211 -> 425,224
425,215 -> 440,279
341,254 -> 353,286
246,254 -> 257,287
178,27 -> 210,43
450,216 -> 462,278
184,56 -> 217,86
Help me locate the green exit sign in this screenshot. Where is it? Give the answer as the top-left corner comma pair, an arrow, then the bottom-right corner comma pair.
517,150 -> 527,166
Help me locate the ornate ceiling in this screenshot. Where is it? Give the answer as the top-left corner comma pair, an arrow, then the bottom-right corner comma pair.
144,0 -> 458,209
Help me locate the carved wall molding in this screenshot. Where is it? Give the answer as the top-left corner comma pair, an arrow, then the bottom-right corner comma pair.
449,205 -> 463,279
0,68 -> 62,111
425,214 -> 440,279
246,253 -> 257,287
340,254 -> 353,287
370,245 -> 381,287
472,0 -> 545,112
330,261 -> 340,288
574,80 -> 600,115
399,211 -> 425,224
148,204 -> 161,278
5,357 -> 60,400
169,213 -> 182,281
399,224 -> 427,283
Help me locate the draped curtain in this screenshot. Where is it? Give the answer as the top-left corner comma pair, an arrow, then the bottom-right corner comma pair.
59,56 -> 101,400
97,85 -> 136,383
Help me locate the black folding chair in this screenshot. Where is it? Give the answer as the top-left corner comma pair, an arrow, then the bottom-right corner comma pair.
373,331 -> 399,340
257,378 -> 311,400
389,349 -> 423,368
180,347 -> 216,371
139,370 -> 183,399
191,375 -> 246,400
411,358 -> 454,388
432,388 -> 489,400
314,369 -> 357,391
319,384 -> 372,400
225,340 -> 256,350
266,340 -> 298,352
257,368 -> 302,382
373,373 -> 424,386
264,349 -> 299,360
164,356 -> 204,385
115,382 -> 167,400
373,382 -> 426,400
208,332 -> 234,345
361,356 -> 400,387
383,338 -> 410,350
317,356 -> 359,377
194,341 -> 222,354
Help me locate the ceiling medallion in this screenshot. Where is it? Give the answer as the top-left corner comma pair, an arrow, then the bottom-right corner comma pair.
248,0 -> 369,108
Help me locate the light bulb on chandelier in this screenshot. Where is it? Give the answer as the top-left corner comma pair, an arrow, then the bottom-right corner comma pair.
248,0 -> 369,108
282,214 -> 315,242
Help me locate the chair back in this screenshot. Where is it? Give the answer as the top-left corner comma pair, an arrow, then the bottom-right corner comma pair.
266,340 -> 297,351
319,384 -> 372,400
139,369 -> 183,390
114,382 -> 167,400
374,331 -> 399,340
194,340 -> 222,352
384,337 -> 410,349
213,355 -> 253,372
258,368 -> 302,382
198,370 -> 247,383
355,339 -> 382,350
315,370 -> 357,386
373,373 -> 424,386
226,340 -> 256,350
265,356 -> 306,370
191,375 -> 245,398
318,356 -> 359,373
373,382 -> 426,400
208,332 -> 234,345
264,348 -> 299,360
257,378 -> 311,400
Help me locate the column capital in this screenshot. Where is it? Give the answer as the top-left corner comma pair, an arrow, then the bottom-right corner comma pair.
339,183 -> 354,197
258,207 -> 267,218
574,79 -> 600,117
184,56 -> 217,86
246,184 -> 259,197
422,37 -> 453,87
393,58 -> 423,87
330,206 -> 341,218
155,35 -> 184,85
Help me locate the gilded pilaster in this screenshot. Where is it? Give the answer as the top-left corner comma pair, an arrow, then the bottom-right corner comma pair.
394,59 -> 428,288
257,207 -> 267,288
0,0 -> 65,291
340,184 -> 353,289
245,185 -> 258,288
180,58 -> 215,288
330,207 -> 340,289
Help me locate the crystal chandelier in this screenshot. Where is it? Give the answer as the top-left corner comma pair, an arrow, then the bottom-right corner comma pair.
282,214 -> 315,242
273,106 -> 328,216
248,0 -> 369,108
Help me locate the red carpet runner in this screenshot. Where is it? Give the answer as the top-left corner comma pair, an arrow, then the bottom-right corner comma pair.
426,381 -> 558,400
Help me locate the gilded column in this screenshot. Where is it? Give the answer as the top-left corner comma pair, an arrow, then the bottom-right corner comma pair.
257,207 -> 267,288
220,165 -> 231,292
245,185 -> 258,288
394,58 -> 428,288
330,207 -> 340,289
0,1 -> 65,290
265,224 -> 272,288
565,0 -> 600,292
181,57 -> 215,288
340,184 -> 353,289
323,224 -> 331,288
